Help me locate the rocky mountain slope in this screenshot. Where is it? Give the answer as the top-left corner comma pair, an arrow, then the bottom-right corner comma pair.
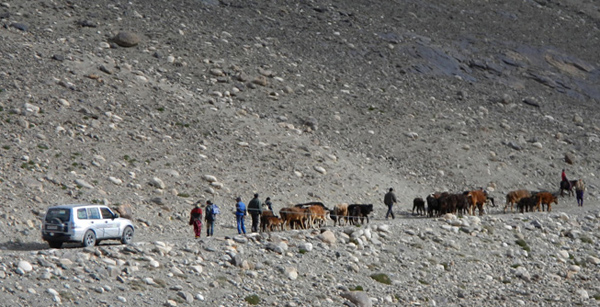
0,0 -> 599,306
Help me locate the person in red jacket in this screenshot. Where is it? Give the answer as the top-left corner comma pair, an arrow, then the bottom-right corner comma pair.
189,202 -> 203,238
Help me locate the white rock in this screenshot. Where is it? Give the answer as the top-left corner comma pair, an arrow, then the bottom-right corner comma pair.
587,256 -> 600,265
576,289 -> 589,299
203,175 -> 217,182
314,166 -> 327,174
190,265 -> 203,274
294,171 -> 303,178
405,132 -> 418,140
558,250 -> 570,259
149,177 -> 165,189
298,242 -> 313,252
284,267 -> 298,280
17,261 -> 33,272
58,98 -> 70,107
47,288 -> 59,296
532,142 -> 543,149
75,179 -> 94,189
108,176 -> 123,185
317,230 -> 336,244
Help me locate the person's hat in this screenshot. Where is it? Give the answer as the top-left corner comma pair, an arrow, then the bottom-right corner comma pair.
195,202 -> 201,208
236,196 -> 241,201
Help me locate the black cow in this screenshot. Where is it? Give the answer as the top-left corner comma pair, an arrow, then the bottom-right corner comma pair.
412,198 -> 426,216
517,196 -> 537,213
347,204 -> 373,225
426,194 -> 441,217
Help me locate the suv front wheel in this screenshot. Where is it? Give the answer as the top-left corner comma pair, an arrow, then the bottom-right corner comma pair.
82,230 -> 96,247
121,226 -> 134,244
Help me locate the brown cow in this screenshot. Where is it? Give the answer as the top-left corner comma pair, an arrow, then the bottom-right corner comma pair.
263,216 -> 283,232
332,203 -> 349,226
504,190 -> 531,213
466,189 -> 488,216
260,210 -> 275,232
535,192 -> 558,212
279,207 -> 308,230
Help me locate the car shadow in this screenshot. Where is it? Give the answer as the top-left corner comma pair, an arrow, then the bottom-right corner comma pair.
0,241 -> 123,251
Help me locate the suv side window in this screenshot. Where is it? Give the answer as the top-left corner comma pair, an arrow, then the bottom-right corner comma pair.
87,207 -> 101,219
100,208 -> 114,219
77,208 -> 88,219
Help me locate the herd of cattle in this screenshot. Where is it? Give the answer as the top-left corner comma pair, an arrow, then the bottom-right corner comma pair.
259,188 -> 562,233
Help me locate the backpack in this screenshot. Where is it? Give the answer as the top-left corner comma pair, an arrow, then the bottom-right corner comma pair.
206,205 -> 217,221
212,204 -> 220,215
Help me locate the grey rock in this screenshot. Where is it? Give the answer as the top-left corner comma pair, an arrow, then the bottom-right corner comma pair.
112,31 -> 141,47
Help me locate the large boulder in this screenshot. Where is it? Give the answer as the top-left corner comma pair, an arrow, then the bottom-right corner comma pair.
112,31 -> 141,47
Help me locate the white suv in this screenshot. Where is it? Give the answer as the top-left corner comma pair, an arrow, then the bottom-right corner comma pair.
41,204 -> 134,248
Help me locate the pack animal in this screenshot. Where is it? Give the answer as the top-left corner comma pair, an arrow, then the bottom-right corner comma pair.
560,180 -> 577,197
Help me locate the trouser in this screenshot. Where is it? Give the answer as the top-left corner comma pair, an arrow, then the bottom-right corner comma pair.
206,220 -> 214,236
236,215 -> 246,234
577,191 -> 584,206
386,204 -> 395,219
192,220 -> 202,237
250,212 -> 260,232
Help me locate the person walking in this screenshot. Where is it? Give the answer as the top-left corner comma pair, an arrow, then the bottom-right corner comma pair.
235,197 -> 247,234
204,200 -> 217,237
575,179 -> 585,207
189,202 -> 203,238
384,188 -> 397,219
248,193 -> 263,232
264,197 -> 273,212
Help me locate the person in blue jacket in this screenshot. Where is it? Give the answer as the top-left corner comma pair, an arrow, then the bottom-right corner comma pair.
235,197 -> 247,234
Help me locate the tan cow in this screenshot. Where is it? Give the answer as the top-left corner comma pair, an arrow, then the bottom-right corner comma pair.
332,203 -> 349,226
466,189 -> 488,216
504,190 -> 531,213
307,205 -> 328,228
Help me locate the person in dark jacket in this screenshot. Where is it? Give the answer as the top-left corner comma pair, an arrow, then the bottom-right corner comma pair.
384,188 -> 397,219
189,202 -> 203,238
248,193 -> 262,232
575,179 -> 585,207
235,197 -> 247,234
205,200 -> 216,237
264,197 -> 273,211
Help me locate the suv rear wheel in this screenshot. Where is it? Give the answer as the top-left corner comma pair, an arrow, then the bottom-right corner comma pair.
82,230 -> 96,247
121,226 -> 134,244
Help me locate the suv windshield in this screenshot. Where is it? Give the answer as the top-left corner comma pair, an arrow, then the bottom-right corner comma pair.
45,208 -> 71,223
